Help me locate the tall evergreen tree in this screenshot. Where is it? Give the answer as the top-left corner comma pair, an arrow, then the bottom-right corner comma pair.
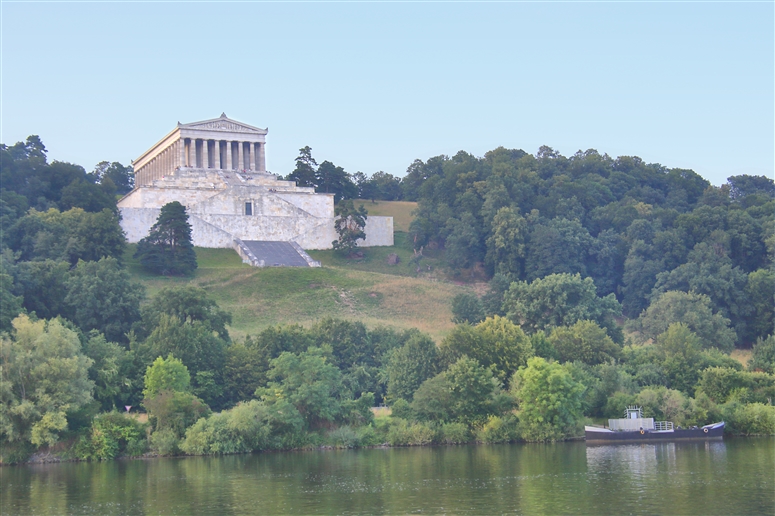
134,201 -> 197,276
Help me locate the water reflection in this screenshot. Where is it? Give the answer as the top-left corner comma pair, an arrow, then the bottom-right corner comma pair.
2,439 -> 772,515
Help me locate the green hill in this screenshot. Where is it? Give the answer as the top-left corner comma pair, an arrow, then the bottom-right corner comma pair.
125,200 -> 468,341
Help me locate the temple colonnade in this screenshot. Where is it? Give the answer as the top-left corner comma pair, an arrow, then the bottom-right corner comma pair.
135,138 -> 266,187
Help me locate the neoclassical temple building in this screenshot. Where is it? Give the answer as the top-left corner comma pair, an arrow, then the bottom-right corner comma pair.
132,113 -> 268,186
118,114 -> 392,266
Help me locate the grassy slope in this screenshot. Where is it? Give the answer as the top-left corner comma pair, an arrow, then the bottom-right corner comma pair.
126,201 -> 469,341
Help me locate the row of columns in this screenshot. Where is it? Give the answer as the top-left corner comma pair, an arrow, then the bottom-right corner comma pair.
136,140 -> 182,186
182,138 -> 265,173
135,137 -> 267,188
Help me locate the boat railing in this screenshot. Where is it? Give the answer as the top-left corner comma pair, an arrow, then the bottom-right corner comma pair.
654,421 -> 674,431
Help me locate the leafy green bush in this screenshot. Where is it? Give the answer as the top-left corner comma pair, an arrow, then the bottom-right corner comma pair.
723,402 -> 775,435
602,392 -> 637,419
75,412 -> 147,460
385,419 -> 436,446
327,426 -> 360,448
150,429 -> 180,456
512,357 -> 585,442
389,399 -> 413,420
441,422 -> 470,444
475,414 -> 521,443
181,400 -> 274,455
451,293 -> 485,324
0,441 -> 35,464
143,390 -> 210,437
697,367 -> 775,405
355,424 -> 380,446
749,335 -> 775,374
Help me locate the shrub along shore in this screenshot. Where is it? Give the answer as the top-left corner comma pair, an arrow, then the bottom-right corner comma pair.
3,308 -> 774,465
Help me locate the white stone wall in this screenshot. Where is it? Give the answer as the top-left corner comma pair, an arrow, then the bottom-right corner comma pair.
120,207 -> 392,249
120,207 -> 161,243
189,215 -> 234,248
118,185 -> 222,209
117,168 -> 393,250
360,216 -> 394,247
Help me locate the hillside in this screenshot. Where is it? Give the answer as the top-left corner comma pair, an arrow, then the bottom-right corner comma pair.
125,200 -> 469,341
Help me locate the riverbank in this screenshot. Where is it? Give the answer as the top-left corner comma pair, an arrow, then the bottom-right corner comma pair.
10,428 -> 771,467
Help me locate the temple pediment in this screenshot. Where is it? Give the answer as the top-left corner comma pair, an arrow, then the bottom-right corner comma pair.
179,113 -> 267,134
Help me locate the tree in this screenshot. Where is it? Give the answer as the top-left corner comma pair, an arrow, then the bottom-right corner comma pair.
485,206 -> 527,278
92,161 -> 134,195
13,260 -> 71,321
410,374 -> 454,422
141,355 -> 209,437
64,257 -> 145,343
332,200 -> 367,256
726,174 -> 775,200
287,146 -> 318,188
635,291 -> 736,352
451,292 -> 485,324
443,356 -> 501,425
749,336 -> 775,374
83,332 -> 135,411
503,273 -> 622,341
634,386 -> 693,426
439,316 -> 533,383
143,355 -> 191,399
512,357 -> 585,441
359,171 -> 403,201
134,201 -> 197,276
386,333 -> 439,402
524,217 -> 594,281
139,314 -> 227,407
745,269 -> 775,342
139,286 -> 232,341
256,347 -> 345,429
143,390 -> 210,437
548,320 -> 620,365
0,315 -> 94,446
652,242 -> 750,344
412,356 -> 501,425
0,269 -> 23,333
8,208 -> 126,265
316,160 -> 357,202
443,212 -> 485,269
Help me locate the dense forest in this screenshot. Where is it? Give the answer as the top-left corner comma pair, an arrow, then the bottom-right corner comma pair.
1,136 -> 773,463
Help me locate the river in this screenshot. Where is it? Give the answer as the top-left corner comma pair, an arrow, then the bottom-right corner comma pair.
2,438 -> 773,514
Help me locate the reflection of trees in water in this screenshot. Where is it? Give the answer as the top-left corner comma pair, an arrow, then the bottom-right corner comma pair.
586,443 -> 660,478
6,440 -> 771,515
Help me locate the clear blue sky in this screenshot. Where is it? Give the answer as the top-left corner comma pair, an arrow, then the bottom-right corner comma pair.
2,2 -> 773,186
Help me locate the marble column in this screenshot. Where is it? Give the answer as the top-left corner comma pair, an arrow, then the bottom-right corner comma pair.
187,139 -> 194,168
225,141 -> 232,170
202,140 -> 209,169
258,142 -> 266,172
213,141 -> 221,169
237,142 -> 245,171
249,142 -> 256,171
179,140 -> 185,170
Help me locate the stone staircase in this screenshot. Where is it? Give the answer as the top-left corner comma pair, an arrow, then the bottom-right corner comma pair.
233,239 -> 321,268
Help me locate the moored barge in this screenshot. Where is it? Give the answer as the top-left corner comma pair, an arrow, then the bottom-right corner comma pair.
585,406 -> 724,443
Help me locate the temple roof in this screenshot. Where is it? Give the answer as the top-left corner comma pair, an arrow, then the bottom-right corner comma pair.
178,113 -> 267,134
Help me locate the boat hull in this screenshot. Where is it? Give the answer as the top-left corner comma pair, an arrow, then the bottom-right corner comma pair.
585,422 -> 725,444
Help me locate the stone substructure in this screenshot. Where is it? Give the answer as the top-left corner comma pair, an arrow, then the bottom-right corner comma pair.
118,114 -> 393,259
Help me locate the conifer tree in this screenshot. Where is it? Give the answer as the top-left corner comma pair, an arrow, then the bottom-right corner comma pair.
134,201 -> 197,276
